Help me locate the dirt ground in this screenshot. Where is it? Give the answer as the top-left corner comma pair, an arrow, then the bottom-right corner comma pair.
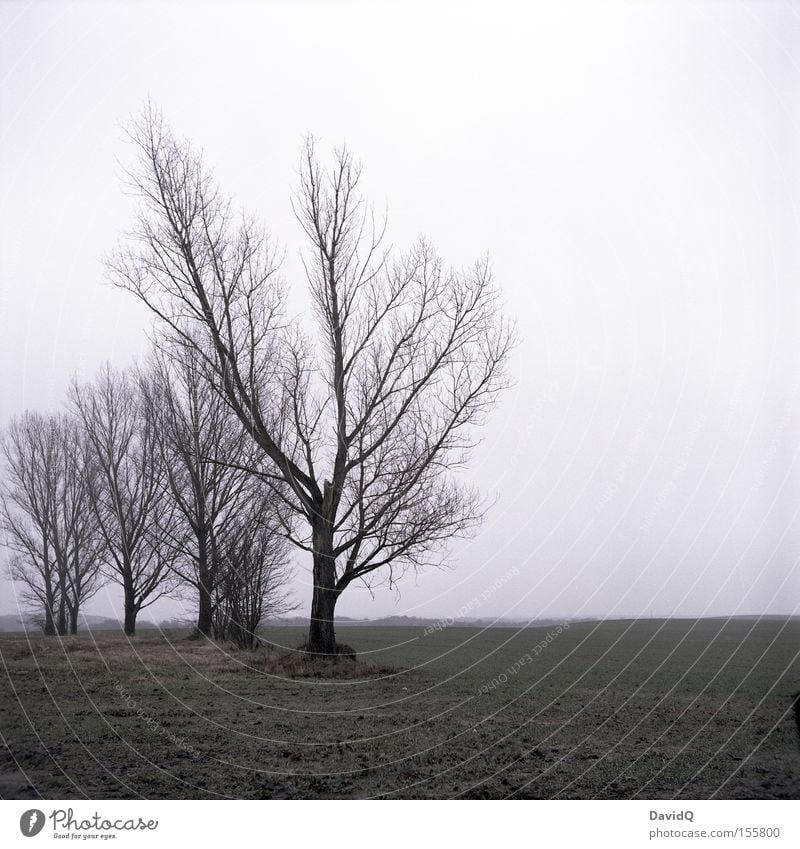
0,618 -> 798,799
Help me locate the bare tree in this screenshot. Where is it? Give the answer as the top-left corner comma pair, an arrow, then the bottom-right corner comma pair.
50,417 -> 103,634
70,364 -> 177,635
212,497 -> 294,649
2,413 -> 62,634
139,353 -> 257,637
1,412 -> 101,635
110,106 -> 515,654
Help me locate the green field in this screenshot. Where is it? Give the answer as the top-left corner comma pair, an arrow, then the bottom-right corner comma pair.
1,618 -> 798,799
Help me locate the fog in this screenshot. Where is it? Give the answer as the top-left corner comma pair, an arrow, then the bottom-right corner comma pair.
1,0 -> 799,624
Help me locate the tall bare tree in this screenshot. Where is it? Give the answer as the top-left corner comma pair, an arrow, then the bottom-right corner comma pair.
1,412 -> 101,635
50,416 -> 104,634
140,353 -> 257,637
110,106 -> 515,654
2,413 -> 62,634
70,364 -> 176,635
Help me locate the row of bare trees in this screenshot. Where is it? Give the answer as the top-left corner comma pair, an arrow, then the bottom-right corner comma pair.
1,361 -> 293,646
3,104 -> 514,655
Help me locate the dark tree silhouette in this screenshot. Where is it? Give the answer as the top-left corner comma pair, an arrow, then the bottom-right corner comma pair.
1,412 -> 101,635
140,353 -> 262,637
212,497 -> 294,649
110,106 -> 515,654
70,364 -> 177,635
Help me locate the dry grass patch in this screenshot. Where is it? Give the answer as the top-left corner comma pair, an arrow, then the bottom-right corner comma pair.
0,631 -> 399,681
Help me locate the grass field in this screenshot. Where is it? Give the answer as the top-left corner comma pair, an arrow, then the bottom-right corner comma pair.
1,618 -> 798,799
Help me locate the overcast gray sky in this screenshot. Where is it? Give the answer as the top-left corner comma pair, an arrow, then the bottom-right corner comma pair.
1,0 -> 799,624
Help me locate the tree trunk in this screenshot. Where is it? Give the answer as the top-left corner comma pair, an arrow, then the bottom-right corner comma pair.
307,525 -> 339,655
57,593 -> 67,636
196,535 -> 213,637
308,582 -> 338,655
42,544 -> 56,636
69,606 -> 78,635
197,588 -> 213,637
123,577 -> 137,636
43,603 -> 56,637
